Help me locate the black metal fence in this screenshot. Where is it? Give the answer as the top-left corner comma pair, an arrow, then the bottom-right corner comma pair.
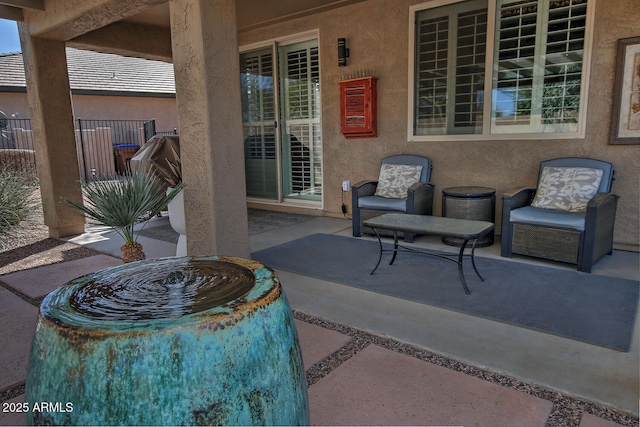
0,117 -> 38,179
76,119 -> 155,180
156,128 -> 178,136
0,118 -> 174,180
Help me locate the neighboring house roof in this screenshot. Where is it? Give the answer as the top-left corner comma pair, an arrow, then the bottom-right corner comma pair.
0,48 -> 175,96
0,51 -> 25,89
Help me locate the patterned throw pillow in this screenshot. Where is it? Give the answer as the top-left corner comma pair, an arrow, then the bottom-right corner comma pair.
531,166 -> 603,212
374,164 -> 423,199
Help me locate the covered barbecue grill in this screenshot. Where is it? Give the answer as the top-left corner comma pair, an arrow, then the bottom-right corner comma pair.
130,134 -> 180,195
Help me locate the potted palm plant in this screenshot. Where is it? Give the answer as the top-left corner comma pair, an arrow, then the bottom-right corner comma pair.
65,167 -> 185,263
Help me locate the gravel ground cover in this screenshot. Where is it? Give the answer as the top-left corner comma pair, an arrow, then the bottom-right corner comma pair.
0,188 -> 107,275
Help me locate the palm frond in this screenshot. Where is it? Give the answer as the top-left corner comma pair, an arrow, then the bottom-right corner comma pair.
65,168 -> 185,245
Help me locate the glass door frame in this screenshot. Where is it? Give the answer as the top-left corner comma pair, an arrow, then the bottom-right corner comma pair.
240,30 -> 323,209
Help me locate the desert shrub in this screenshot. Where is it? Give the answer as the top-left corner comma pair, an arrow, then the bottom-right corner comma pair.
0,149 -> 37,180
0,172 -> 40,249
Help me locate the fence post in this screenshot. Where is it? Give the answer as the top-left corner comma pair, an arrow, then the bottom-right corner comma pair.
77,118 -> 89,180
143,119 -> 156,143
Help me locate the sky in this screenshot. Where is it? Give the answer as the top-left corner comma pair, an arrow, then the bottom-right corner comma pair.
0,19 -> 21,53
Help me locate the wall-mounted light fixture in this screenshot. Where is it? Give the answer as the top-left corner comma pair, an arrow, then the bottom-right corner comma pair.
338,38 -> 349,67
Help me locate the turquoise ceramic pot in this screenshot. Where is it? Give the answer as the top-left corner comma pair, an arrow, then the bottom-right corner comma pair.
25,256 -> 309,426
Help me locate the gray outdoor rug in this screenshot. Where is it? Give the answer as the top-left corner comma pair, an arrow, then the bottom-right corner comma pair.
251,233 -> 639,352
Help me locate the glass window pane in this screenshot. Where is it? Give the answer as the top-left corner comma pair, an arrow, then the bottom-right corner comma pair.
240,49 -> 278,199
415,13 -> 450,135
493,0 -> 537,128
240,52 -> 274,123
542,0 -> 587,130
279,41 -> 321,201
412,0 -> 590,137
414,0 -> 487,135
491,0 -> 588,133
454,8 -> 487,132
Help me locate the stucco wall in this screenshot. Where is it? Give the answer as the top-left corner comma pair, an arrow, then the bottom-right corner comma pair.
238,0 -> 640,249
0,92 -> 178,133
0,92 -> 31,118
71,95 -> 178,133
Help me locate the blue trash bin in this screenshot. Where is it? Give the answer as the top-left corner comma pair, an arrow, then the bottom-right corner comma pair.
113,144 -> 140,174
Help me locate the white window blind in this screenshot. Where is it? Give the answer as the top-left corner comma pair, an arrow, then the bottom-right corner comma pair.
284,47 -> 320,120
542,0 -> 587,126
281,45 -> 322,197
415,14 -> 450,134
493,0 -> 538,126
240,51 -> 275,160
493,0 -> 588,133
454,8 -> 488,130
410,0 -> 593,139
415,0 -> 487,135
241,52 -> 274,124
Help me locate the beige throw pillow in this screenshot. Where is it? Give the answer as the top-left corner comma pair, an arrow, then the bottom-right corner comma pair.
374,164 -> 423,199
531,166 -> 603,212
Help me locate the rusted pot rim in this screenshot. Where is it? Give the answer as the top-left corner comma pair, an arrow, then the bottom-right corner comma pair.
39,255 -> 281,335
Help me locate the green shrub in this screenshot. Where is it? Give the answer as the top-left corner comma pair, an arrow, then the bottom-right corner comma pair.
0,172 -> 40,249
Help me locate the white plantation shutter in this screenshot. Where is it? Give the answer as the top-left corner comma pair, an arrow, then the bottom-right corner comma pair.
415,14 -> 450,134
493,0 -> 539,127
241,51 -> 275,160
492,0 -> 588,133
282,45 -> 321,196
542,0 -> 587,126
453,8 -> 487,131
414,0 -> 487,135
240,50 -> 277,198
411,0 -> 592,139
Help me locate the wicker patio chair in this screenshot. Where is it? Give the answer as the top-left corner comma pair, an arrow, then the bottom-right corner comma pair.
352,154 -> 434,243
501,157 -> 618,273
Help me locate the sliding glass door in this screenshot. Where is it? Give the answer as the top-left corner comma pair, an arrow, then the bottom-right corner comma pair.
241,47 -> 277,198
240,38 -> 322,204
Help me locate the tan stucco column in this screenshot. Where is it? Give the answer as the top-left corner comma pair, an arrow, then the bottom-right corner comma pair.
18,26 -> 85,238
169,0 -> 250,257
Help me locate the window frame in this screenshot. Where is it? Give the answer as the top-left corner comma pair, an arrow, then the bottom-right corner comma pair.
407,0 -> 595,141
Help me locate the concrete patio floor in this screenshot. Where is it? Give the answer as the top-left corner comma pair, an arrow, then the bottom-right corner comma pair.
0,212 -> 638,426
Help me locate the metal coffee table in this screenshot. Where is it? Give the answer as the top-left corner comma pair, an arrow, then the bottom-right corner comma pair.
363,213 -> 495,294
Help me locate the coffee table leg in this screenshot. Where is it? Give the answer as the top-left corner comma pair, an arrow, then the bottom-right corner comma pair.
470,240 -> 485,282
389,231 -> 399,265
458,240 -> 472,295
370,228 -> 383,275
